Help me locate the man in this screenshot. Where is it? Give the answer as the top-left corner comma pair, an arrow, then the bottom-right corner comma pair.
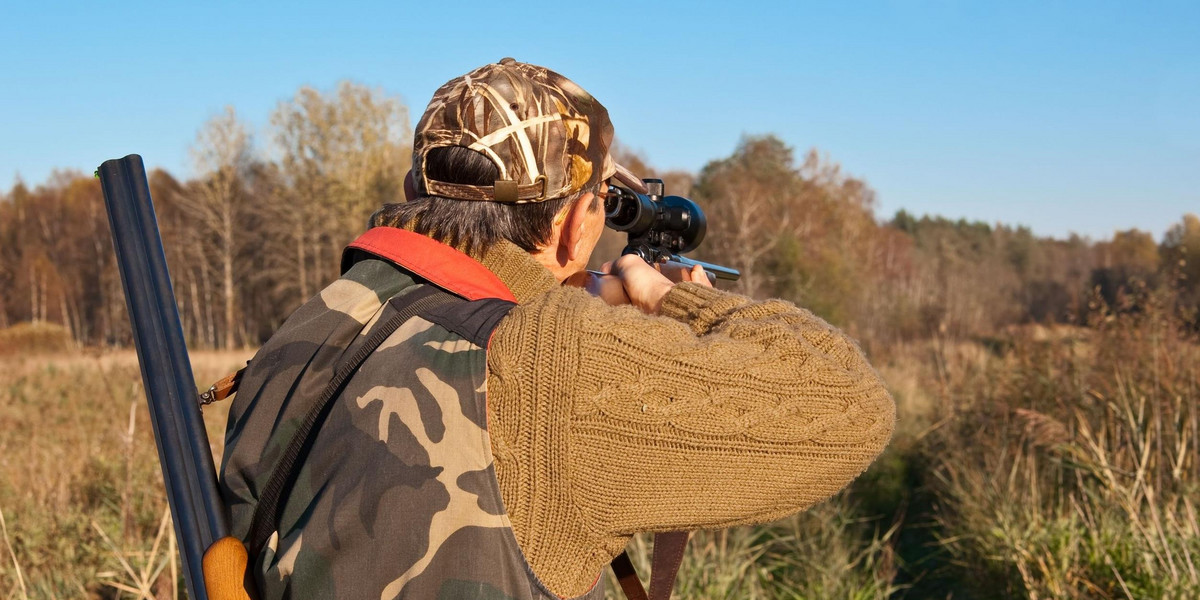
220,58 -> 895,599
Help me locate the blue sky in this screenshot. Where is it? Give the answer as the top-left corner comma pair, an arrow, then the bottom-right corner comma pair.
2,1 -> 1197,240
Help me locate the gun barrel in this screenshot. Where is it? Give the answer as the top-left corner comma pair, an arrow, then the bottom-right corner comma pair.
98,154 -> 228,600
672,256 -> 741,282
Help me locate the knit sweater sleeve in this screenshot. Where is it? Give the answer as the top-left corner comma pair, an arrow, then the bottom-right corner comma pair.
485,281 -> 895,593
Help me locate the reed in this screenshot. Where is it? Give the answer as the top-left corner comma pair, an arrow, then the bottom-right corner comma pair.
929,284 -> 1200,598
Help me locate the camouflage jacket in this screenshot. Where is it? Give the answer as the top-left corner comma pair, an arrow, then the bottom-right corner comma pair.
219,227 -> 604,600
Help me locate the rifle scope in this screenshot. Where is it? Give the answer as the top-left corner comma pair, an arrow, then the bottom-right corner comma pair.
604,179 -> 707,260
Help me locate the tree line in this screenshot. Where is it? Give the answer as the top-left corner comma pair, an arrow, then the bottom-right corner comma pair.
1,81 -> 1197,350
0,81 -> 410,349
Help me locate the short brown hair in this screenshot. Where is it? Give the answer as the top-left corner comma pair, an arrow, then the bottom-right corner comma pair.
370,146 -> 597,255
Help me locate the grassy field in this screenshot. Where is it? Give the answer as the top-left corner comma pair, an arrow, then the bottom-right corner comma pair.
2,295 -> 1198,599
0,349 -> 250,599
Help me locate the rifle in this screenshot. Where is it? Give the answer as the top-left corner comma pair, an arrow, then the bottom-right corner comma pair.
603,178 -> 740,282
97,155 -> 251,600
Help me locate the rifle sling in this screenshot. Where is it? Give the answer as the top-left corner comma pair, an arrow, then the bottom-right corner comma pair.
611,551 -> 646,600
611,531 -> 690,600
245,285 -> 454,561
200,368 -> 245,405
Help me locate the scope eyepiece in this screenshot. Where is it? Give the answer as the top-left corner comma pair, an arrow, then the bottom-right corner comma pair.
604,187 -> 654,233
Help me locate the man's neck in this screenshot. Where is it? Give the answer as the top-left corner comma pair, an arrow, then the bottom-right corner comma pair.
382,221 -> 561,304
475,241 -> 561,304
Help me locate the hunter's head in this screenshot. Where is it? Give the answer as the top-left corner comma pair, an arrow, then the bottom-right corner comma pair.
370,58 -> 643,280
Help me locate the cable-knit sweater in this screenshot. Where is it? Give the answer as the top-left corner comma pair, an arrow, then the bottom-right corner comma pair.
474,240 -> 896,598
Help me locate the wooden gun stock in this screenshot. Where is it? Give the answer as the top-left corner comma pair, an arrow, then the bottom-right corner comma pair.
203,537 -> 253,600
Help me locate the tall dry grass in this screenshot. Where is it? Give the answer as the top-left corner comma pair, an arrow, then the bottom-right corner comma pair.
0,349 -> 247,599
927,284 -> 1200,599
2,281 -> 1197,599
605,502 -> 902,600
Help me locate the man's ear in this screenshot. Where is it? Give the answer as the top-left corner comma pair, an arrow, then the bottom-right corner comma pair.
560,193 -> 595,263
403,170 -> 416,202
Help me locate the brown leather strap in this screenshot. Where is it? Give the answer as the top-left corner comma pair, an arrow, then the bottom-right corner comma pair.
199,368 -> 245,406
610,532 -> 690,600
611,551 -> 648,600
648,531 -> 689,600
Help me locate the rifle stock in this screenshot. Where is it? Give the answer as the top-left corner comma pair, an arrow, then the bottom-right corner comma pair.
98,154 -> 251,600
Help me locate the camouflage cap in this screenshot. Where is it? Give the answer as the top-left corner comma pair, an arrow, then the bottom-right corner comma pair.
413,58 -> 646,204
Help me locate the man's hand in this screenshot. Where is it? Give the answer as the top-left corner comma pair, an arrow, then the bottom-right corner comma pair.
604,255 -> 711,314
564,270 -> 631,307
601,256 -> 672,313
660,261 -> 716,288
566,257 -> 712,313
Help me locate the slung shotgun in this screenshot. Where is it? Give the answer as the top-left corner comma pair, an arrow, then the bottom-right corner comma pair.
97,154 -> 251,600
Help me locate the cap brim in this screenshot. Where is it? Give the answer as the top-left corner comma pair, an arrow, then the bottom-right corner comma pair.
611,162 -> 648,194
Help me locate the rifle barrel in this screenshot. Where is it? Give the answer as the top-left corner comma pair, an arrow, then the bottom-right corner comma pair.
98,154 -> 228,600
672,256 -> 741,282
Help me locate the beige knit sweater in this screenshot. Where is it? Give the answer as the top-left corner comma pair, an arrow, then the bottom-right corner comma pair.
475,240 -> 895,598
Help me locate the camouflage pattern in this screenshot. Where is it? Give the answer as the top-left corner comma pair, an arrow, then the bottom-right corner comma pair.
413,57 -> 621,203
219,256 -> 603,600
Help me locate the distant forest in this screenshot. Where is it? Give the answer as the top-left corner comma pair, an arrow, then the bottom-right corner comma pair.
1,81 -> 1197,351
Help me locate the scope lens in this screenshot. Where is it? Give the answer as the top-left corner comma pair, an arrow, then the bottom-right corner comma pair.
604,195 -> 620,218
604,187 -> 638,229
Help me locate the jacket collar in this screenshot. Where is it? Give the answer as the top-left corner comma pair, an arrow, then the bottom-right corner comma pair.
343,226 -> 559,304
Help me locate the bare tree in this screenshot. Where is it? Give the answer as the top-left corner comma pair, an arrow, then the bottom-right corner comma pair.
271,82 -> 411,300
178,106 -> 252,349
